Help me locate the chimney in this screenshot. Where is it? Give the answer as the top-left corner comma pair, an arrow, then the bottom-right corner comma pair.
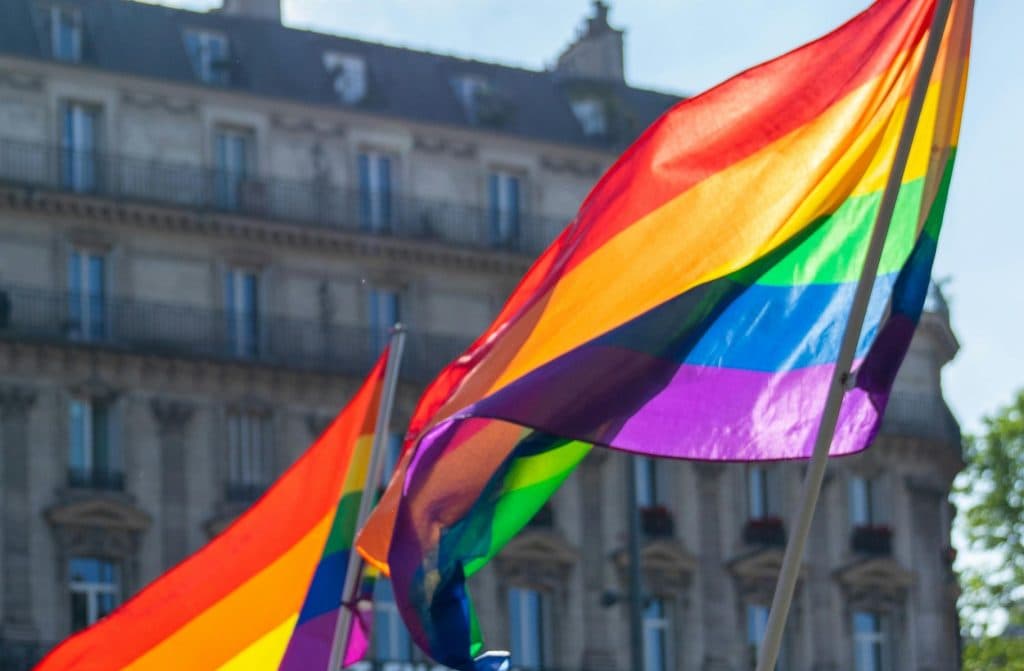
221,0 -> 281,22
554,1 -> 625,82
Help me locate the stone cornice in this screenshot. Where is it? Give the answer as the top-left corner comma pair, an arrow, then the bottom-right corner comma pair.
0,339 -> 421,408
0,185 -> 533,276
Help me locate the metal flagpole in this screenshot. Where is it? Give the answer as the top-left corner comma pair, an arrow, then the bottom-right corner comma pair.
327,324 -> 407,671
626,455 -> 646,671
754,1 -> 954,669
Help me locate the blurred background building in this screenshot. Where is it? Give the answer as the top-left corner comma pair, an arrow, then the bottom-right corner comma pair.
0,1 -> 964,669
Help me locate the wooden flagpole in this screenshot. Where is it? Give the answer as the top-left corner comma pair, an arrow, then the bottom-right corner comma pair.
327,324 -> 407,671
754,1 -> 954,669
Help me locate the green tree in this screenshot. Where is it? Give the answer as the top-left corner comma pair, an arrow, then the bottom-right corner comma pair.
958,389 -> 1024,635
963,635 -> 1024,671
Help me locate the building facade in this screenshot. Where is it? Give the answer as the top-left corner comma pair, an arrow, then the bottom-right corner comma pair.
0,1 -> 964,670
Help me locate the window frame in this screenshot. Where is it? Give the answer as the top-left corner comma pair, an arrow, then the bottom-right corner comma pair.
357,151 -> 394,232
852,610 -> 890,671
69,556 -> 121,631
184,29 -> 231,85
67,248 -> 107,341
50,5 -> 83,63
488,170 -> 522,246
507,586 -> 552,670
225,406 -> 273,501
60,101 -> 100,193
643,597 -> 673,671
224,267 -> 261,358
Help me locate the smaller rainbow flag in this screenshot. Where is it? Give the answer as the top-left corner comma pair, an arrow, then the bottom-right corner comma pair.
35,351 -> 391,671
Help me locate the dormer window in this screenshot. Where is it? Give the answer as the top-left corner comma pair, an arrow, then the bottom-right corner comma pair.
184,29 -> 230,85
51,6 -> 83,63
323,52 -> 367,105
571,97 -> 607,137
451,75 -> 490,124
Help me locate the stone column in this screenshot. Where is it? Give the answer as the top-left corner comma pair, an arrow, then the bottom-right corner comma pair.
0,385 -> 37,640
151,399 -> 195,569
907,478 -> 948,671
578,450 -> 617,671
695,463 -> 733,671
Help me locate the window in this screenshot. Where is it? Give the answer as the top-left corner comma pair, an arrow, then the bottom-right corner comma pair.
508,587 -> 550,669
849,475 -> 886,526
69,557 -> 120,631
368,287 -> 400,355
747,466 -> 778,520
51,6 -> 83,62
488,171 -> 521,246
184,29 -> 230,85
226,408 -> 272,502
214,128 -> 253,211
853,611 -> 889,671
746,604 -> 787,670
373,579 -> 413,662
69,398 -> 120,490
634,456 -> 658,506
451,75 -> 489,123
61,102 -> 99,192
571,98 -> 607,137
643,598 -> 672,671
357,152 -> 392,232
224,268 -> 260,358
323,52 -> 367,105
68,249 -> 106,341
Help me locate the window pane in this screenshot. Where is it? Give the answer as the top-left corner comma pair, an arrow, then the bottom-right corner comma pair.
70,591 -> 89,631
69,399 -> 88,471
850,477 -> 869,526
748,468 -> 766,518
508,587 -> 544,669
91,401 -> 110,473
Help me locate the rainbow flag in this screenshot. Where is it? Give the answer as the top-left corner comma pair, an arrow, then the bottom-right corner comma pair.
356,0 -> 973,668
35,351 -> 391,671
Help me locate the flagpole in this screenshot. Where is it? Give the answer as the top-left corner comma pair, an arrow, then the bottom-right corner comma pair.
327,324 -> 407,671
754,2 -> 954,669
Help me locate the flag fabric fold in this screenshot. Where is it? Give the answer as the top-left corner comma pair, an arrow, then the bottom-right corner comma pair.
356,0 -> 973,669
35,352 -> 391,671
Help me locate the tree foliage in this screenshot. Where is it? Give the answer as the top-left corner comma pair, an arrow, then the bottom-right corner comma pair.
958,389 -> 1024,634
963,635 -> 1024,671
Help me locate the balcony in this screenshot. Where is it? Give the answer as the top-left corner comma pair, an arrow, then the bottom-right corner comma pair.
67,467 -> 125,492
743,516 -> 787,547
850,525 -> 893,556
0,285 -> 469,384
0,138 -> 560,256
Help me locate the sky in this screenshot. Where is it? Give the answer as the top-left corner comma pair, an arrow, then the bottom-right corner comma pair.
145,0 -> 1024,436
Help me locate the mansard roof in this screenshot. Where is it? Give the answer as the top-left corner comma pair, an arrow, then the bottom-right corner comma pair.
0,0 -> 683,150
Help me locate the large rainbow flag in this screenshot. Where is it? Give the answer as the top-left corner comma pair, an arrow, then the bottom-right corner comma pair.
35,351 -> 391,671
356,0 -> 974,668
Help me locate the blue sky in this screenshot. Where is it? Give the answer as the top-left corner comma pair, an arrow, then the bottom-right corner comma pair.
149,0 -> 1023,434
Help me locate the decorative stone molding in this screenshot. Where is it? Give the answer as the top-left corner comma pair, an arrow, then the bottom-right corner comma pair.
540,154 -> 604,178
493,529 -> 578,590
0,69 -> 43,91
412,134 -> 477,158
46,495 -> 151,559
0,384 -> 36,417
68,377 -> 120,402
120,90 -> 198,115
612,538 -> 696,595
728,547 -> 805,605
834,557 -> 914,612
150,398 -> 196,434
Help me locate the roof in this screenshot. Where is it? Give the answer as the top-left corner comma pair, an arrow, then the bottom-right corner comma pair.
0,0 -> 683,150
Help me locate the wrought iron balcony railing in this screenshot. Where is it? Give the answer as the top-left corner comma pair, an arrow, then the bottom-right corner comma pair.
0,138 -> 563,256
67,467 -> 125,492
0,284 -> 469,384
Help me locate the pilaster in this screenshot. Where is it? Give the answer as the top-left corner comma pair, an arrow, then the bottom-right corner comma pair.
150,398 -> 195,568
0,385 -> 37,640
694,463 -> 734,671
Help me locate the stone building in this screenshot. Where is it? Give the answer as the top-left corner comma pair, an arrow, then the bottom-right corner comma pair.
0,1 -> 964,670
